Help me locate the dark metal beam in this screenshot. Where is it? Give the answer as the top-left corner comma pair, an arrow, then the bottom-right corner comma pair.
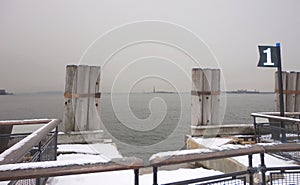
150,143 -> 300,167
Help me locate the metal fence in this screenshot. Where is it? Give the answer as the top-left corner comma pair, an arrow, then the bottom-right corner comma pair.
0,119 -> 144,185
150,143 -> 300,185
2,118 -> 300,185
252,112 -> 300,163
270,170 -> 300,185
159,171 -> 248,185
0,119 -> 60,185
252,112 -> 300,143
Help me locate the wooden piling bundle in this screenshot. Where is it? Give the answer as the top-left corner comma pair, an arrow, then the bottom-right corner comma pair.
275,71 -> 300,113
63,65 -> 101,133
191,68 -> 221,126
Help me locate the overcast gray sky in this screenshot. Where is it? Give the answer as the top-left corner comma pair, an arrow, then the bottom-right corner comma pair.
0,0 -> 299,93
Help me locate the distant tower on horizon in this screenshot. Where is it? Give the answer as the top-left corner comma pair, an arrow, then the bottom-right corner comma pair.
153,86 -> 156,93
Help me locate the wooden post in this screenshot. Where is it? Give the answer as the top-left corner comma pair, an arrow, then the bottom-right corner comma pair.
63,65 -> 77,132
63,65 -> 101,133
191,68 -> 203,126
202,69 -> 212,125
87,66 -> 101,130
211,69 -> 221,125
286,71 -> 297,112
75,65 -> 90,131
191,68 -> 221,130
295,72 -> 300,112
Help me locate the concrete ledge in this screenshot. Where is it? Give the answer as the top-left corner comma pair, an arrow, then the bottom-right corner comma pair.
58,130 -> 112,144
186,136 -> 251,182
191,124 -> 255,137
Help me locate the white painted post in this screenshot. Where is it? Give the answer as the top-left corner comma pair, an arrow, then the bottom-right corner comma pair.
202,69 -> 212,125
286,71 -> 297,112
63,65 -> 102,132
62,65 -> 104,144
87,66 -> 101,130
211,69 -> 221,125
191,68 -> 203,126
295,72 -> 300,112
75,65 -> 90,131
191,68 -> 222,136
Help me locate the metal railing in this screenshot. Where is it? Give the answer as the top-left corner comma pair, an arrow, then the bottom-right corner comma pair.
0,119 -> 60,185
0,118 -> 143,185
0,157 -> 143,185
252,112 -> 300,143
150,143 -> 300,185
2,117 -> 300,185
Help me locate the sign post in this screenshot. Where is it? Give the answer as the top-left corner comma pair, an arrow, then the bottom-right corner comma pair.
258,43 -> 286,142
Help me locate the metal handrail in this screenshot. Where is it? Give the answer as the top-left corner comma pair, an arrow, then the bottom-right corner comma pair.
0,119 -> 142,185
252,112 -> 300,143
150,143 -> 300,185
251,112 -> 300,123
0,157 -> 143,181
0,119 -> 61,165
150,143 -> 300,167
0,119 -> 53,126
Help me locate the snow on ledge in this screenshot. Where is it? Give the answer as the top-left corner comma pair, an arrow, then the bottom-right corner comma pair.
0,154 -> 110,171
150,148 -> 212,161
57,143 -> 122,159
191,137 -> 233,148
150,144 -> 252,161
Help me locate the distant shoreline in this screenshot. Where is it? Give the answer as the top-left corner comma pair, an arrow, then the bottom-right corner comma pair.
226,91 -> 274,94
5,91 -> 275,95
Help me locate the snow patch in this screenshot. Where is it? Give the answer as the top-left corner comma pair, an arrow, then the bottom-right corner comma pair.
150,144 -> 252,161
233,153 -> 297,168
210,144 -> 252,151
0,155 -> 109,171
192,137 -> 233,148
150,148 -> 212,161
58,143 -> 122,159
47,167 -> 224,185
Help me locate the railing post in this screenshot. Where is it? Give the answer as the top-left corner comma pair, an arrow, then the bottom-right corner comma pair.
248,154 -> 254,185
54,126 -> 58,161
134,169 -> 139,185
37,141 -> 42,185
253,116 -> 259,143
38,141 -> 42,162
153,166 -> 158,185
260,153 -> 266,185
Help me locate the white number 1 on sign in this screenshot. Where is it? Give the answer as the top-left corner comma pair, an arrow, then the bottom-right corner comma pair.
263,48 -> 274,66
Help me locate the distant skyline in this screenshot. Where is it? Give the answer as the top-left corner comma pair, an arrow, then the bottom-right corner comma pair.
1,1 -> 299,93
